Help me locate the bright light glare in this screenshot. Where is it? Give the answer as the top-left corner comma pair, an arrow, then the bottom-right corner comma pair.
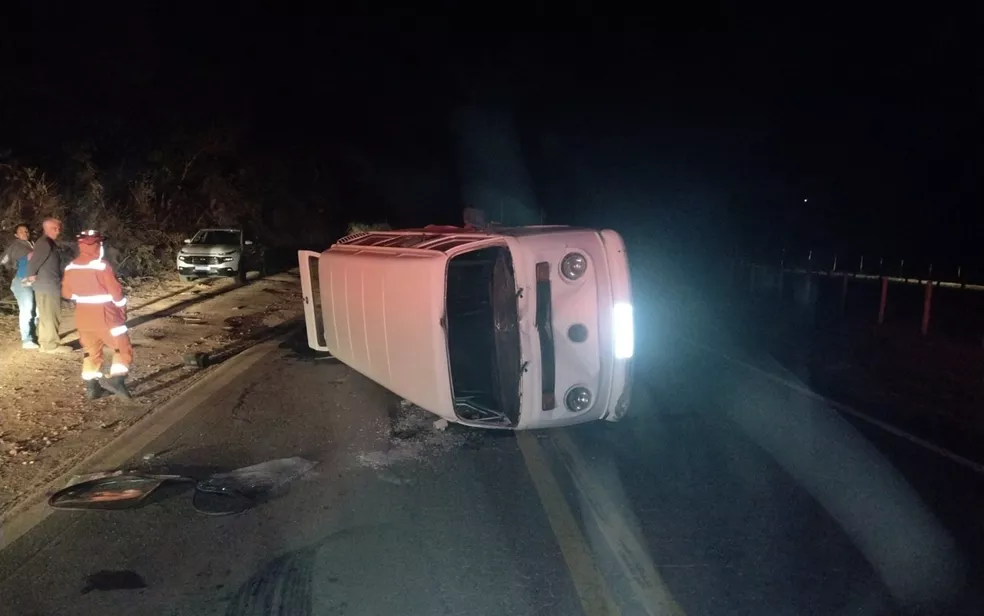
613,302 -> 634,359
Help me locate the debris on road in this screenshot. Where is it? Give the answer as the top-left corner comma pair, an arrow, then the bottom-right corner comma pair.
356,401 -> 478,472
0,273 -> 302,520
182,352 -> 210,369
196,457 -> 318,497
49,457 -> 318,516
81,570 -> 148,594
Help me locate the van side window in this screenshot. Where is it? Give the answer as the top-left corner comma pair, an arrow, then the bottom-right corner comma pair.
344,234 -> 396,247
340,232 -> 468,250
427,238 -> 474,252
381,234 -> 442,248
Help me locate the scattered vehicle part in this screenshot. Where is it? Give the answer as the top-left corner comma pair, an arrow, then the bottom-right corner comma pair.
182,352 -> 209,369
49,474 -> 189,510
194,457 -> 317,498
81,570 -> 148,594
298,225 -> 633,430
47,457 -> 318,515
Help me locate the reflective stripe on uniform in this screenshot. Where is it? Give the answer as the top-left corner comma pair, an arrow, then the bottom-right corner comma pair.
71,294 -> 114,304
109,363 -> 129,375
113,297 -> 127,307
82,371 -> 103,381
110,325 -> 128,337
65,260 -> 107,271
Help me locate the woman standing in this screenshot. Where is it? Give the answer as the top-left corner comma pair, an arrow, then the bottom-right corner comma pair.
0,223 -> 37,348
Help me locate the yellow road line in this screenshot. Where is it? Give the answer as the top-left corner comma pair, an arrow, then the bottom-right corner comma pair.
517,432 -> 622,616
550,431 -> 686,616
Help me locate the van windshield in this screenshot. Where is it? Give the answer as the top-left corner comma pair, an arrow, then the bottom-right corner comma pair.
445,246 -> 522,426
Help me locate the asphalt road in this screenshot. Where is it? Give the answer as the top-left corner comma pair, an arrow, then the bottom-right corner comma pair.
0,326 -> 981,615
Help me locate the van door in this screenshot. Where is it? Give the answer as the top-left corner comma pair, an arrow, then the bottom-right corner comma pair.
297,250 -> 330,352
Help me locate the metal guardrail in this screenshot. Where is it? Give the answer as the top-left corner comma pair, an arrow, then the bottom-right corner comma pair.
738,262 -> 984,337
780,268 -> 984,292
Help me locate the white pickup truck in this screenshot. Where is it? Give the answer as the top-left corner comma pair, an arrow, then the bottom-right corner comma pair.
176,228 -> 262,283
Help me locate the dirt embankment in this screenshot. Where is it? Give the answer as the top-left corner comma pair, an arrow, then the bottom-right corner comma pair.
0,272 -> 303,518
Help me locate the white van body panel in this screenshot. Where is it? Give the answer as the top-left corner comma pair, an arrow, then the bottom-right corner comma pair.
299,224 -> 633,430
504,230 -> 614,428
315,247 -> 457,420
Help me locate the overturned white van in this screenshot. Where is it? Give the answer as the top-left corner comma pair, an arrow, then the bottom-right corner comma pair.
298,225 -> 633,430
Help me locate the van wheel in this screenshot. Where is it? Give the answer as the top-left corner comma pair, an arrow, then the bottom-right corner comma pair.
179,275 -> 196,283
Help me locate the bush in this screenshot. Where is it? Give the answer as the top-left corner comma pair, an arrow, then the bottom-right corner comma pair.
0,142 -> 264,281
346,221 -> 392,235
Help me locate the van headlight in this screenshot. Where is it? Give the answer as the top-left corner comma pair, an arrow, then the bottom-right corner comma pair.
613,302 -> 634,359
565,386 -> 592,412
560,252 -> 587,280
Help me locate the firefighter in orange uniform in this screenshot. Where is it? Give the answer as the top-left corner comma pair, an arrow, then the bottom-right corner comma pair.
61,230 -> 133,401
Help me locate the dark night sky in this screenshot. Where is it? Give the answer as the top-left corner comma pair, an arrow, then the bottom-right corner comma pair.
1,3 -> 979,263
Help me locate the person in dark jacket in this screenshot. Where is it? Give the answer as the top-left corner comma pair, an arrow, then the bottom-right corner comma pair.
0,223 -> 38,348
24,217 -> 72,353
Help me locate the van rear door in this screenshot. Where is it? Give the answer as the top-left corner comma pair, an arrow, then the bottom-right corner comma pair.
298,250 -> 329,352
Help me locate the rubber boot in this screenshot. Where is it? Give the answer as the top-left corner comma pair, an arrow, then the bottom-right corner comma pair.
84,379 -> 105,401
104,375 -> 133,401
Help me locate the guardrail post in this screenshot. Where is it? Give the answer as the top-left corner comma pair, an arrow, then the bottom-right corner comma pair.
921,281 -> 933,336
805,249 -> 813,303
840,272 -> 849,315
878,277 -> 888,326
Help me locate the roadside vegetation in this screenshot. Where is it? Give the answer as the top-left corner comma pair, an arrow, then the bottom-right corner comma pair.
345,221 -> 392,235
0,149 -> 347,313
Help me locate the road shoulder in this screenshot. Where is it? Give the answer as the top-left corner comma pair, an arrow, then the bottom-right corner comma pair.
0,272 -> 301,531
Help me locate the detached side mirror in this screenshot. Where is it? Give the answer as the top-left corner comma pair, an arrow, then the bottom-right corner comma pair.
244,240 -> 254,246
183,238 -> 192,244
